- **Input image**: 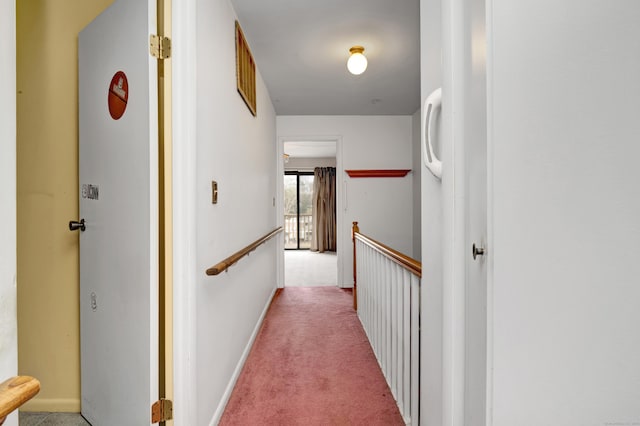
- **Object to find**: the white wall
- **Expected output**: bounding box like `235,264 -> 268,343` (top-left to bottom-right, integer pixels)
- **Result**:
192,0 -> 278,423
277,115 -> 414,285
488,0 -> 640,424
0,1 -> 17,425
285,157 -> 336,171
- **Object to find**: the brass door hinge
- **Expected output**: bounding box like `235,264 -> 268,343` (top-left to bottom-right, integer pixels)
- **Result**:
151,398 -> 173,423
150,35 -> 172,59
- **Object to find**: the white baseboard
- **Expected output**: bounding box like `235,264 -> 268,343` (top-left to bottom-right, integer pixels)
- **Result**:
20,398 -> 81,413
209,286 -> 277,426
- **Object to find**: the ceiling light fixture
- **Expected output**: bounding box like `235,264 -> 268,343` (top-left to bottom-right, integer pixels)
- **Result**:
347,46 -> 368,75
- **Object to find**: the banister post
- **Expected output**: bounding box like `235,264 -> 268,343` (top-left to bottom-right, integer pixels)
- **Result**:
352,221 -> 359,310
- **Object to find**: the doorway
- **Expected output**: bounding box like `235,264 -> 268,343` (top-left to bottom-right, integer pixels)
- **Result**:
281,140 -> 339,287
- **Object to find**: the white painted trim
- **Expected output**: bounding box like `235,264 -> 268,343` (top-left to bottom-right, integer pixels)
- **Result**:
484,0 -> 495,424
277,135 -> 344,287
276,139 -> 285,288
208,286 -> 278,425
442,0 -> 467,424
171,0 -> 198,424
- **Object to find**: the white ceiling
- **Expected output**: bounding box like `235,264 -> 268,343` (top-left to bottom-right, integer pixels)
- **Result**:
230,0 -> 421,116
284,141 -> 337,158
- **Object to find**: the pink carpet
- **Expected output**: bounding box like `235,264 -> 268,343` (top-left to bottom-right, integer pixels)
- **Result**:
219,287 -> 405,425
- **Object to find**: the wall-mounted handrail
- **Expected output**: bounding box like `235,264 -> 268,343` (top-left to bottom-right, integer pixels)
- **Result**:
352,222 -> 422,278
0,376 -> 40,422
206,227 -> 283,276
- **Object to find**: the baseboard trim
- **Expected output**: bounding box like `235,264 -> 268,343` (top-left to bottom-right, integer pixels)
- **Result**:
20,397 -> 81,413
209,286 -> 277,426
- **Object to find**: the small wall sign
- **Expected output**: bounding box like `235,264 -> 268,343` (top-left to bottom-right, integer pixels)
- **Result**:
82,184 -> 99,200
108,71 -> 129,120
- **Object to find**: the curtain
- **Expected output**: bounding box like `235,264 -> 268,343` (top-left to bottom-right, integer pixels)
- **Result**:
311,167 -> 336,252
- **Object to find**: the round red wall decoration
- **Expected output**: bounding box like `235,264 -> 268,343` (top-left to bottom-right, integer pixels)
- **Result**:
108,71 -> 128,120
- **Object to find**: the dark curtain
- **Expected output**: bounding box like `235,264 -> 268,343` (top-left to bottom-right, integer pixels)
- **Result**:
311,167 -> 336,252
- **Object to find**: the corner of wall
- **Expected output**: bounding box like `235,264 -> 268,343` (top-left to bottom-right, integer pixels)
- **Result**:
412,108 -> 422,259
1,2 -> 18,424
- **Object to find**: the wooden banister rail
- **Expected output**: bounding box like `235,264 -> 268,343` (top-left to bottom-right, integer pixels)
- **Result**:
352,221 -> 422,423
206,227 -> 283,276
352,221 -> 422,309
0,376 -> 40,423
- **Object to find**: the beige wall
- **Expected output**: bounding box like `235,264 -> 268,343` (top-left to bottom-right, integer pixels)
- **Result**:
17,0 -> 114,411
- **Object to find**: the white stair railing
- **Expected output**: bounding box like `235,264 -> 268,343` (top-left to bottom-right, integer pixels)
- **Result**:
352,222 -> 421,425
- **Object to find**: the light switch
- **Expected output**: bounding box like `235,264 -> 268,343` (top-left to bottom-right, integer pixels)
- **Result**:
212,181 -> 218,204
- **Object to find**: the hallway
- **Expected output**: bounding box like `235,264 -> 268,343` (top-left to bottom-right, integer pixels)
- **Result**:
4,0 -> 640,424
219,287 -> 404,425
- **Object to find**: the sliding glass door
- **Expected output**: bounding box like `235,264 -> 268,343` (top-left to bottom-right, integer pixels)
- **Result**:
284,171 -> 313,249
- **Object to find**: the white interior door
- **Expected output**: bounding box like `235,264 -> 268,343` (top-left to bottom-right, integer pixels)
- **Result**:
487,1 -> 640,424
78,0 -> 158,424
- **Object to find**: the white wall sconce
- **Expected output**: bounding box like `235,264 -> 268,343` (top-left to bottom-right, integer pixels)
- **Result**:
347,46 -> 368,75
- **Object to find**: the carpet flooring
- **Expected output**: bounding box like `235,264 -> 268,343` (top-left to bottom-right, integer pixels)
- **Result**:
219,287 -> 404,426
284,250 -> 337,287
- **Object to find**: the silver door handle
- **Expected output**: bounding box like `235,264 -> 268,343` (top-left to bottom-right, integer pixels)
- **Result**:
69,219 -> 86,232
472,243 -> 485,260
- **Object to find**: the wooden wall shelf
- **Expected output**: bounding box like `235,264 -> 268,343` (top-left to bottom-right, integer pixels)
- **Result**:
345,169 -> 411,178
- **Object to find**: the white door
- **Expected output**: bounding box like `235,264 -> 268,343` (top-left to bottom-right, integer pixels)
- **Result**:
78,0 -> 158,424
488,0 -> 640,424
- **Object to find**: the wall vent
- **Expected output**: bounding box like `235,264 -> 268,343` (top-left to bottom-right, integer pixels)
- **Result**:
235,21 -> 257,116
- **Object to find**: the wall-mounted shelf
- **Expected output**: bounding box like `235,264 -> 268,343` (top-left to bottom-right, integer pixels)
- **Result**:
345,169 -> 411,178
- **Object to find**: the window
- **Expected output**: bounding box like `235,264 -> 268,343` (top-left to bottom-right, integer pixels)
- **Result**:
284,171 -> 313,249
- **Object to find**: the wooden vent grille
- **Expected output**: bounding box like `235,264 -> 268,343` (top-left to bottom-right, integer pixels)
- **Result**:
235,21 -> 257,116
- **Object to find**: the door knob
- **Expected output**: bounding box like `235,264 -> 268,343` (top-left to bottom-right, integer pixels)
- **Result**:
69,219 -> 86,232
472,243 -> 485,260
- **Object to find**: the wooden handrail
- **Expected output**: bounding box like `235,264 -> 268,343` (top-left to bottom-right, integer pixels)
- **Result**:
0,376 -> 40,421
352,222 -> 422,278
206,227 -> 283,276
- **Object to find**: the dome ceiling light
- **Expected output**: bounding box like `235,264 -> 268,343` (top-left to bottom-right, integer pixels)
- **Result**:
347,46 -> 368,75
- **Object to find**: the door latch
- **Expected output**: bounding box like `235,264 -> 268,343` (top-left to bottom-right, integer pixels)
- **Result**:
472,243 -> 485,260
69,219 -> 86,232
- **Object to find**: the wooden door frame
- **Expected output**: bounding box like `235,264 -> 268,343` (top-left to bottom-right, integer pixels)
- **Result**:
157,0 -> 173,424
